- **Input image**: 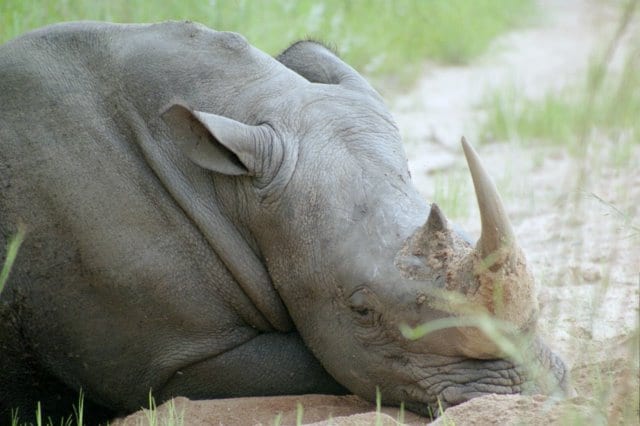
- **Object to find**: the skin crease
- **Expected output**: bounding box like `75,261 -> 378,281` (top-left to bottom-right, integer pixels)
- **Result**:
0,21 -> 568,424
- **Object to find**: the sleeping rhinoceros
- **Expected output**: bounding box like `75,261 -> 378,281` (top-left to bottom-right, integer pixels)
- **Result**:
0,21 -> 569,424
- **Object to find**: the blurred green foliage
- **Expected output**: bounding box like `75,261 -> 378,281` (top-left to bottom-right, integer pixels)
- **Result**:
482,0 -> 640,154
0,0 -> 534,83
482,55 -> 640,154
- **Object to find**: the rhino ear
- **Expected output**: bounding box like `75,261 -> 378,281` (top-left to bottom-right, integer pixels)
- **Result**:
276,40 -> 379,99
162,103 -> 272,176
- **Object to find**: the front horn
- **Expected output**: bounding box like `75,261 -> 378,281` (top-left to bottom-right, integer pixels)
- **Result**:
456,138 -> 538,358
462,137 -> 515,269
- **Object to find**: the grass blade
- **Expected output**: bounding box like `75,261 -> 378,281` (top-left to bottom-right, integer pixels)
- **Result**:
0,224 -> 26,294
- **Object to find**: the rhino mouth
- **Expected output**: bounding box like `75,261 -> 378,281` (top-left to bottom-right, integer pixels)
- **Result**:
407,357 -> 528,417
393,335 -> 570,418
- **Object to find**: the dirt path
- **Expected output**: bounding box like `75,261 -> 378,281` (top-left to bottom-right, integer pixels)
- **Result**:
396,0 -> 625,180
116,1 -> 638,424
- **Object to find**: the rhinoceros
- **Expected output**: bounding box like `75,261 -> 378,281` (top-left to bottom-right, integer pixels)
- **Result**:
0,21 -> 569,424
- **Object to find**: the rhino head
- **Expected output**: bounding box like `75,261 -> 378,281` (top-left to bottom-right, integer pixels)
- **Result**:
267,42 -> 569,414
163,39 -> 569,416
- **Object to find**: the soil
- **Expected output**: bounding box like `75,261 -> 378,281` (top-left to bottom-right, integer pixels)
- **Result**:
115,0 -> 639,424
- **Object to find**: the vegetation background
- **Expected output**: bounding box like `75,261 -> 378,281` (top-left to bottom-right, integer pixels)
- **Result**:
0,0 -> 534,85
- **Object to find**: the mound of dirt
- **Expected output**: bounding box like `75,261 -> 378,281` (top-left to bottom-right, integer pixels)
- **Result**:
430,394 -> 604,426
112,394 -> 424,426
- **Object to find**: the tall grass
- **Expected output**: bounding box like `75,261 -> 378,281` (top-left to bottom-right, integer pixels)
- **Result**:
481,1 -> 640,154
0,226 -> 25,295
142,393 -> 184,426
427,1 -> 640,424
481,55 -> 640,155
10,393 -> 185,426
0,0 -> 534,84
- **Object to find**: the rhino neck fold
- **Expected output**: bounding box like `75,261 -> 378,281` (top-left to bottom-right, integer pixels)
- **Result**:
140,116 -> 293,332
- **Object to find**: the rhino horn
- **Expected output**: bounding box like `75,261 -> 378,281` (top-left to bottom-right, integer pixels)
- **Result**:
455,137 -> 538,357
461,137 -> 515,267
412,203 -> 448,251
400,138 -> 537,358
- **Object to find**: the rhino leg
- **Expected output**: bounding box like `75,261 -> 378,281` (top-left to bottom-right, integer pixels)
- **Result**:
157,332 -> 347,401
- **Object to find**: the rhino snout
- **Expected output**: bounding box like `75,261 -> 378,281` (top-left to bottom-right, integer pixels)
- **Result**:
394,343 -> 570,418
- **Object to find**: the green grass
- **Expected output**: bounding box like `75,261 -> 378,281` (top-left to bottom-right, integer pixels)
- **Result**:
481,55 -> 640,155
142,393 -> 184,426
0,226 -> 25,295
432,169 -> 473,221
481,0 -> 640,155
10,393 -> 185,426
0,0 -> 534,85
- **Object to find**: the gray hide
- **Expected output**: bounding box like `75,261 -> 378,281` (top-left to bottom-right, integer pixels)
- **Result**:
0,22 -> 569,424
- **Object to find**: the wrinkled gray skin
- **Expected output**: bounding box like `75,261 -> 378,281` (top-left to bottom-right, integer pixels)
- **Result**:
0,22 -> 569,424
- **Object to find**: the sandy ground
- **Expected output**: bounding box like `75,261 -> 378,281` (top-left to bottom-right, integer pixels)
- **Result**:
116,1 -> 639,424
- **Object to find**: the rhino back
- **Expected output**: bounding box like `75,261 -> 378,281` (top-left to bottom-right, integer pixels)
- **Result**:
0,22 -> 286,413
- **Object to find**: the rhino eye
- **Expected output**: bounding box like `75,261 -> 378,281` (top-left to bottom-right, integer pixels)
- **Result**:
348,287 -> 375,322
353,307 -> 370,317
351,305 -> 375,323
